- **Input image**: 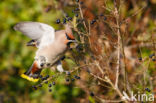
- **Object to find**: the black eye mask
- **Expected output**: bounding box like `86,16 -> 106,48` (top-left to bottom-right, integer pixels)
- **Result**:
65,33 -> 74,40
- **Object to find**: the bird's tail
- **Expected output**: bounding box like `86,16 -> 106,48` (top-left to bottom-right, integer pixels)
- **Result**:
21,62 -> 41,82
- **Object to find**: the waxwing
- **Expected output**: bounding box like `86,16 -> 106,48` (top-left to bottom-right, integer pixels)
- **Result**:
14,21 -> 75,82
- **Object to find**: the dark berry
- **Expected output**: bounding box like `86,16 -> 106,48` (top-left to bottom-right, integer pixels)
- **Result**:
75,13 -> 79,17
48,84 -> 52,87
152,58 -> 156,61
32,86 -> 37,90
34,87 -> 37,90
71,78 -> 75,81
56,19 -> 60,24
77,76 -> 80,79
90,21 -> 94,24
138,57 -> 142,61
74,75 -> 80,79
61,56 -> 65,60
90,19 -> 96,24
92,19 -> 96,22
75,8 -> 79,11
39,75 -> 43,78
74,75 -> 78,79
52,82 -> 55,85
65,14 -> 69,18
66,78 -> 70,82
38,84 -> 42,87
145,88 -> 151,92
63,18 -> 66,24
32,85 -> 35,88
76,0 -> 79,2
77,19 -> 80,23
46,75 -> 49,79
67,17 -> 72,21
149,53 -> 155,58
90,92 -> 94,96
41,77 -> 46,81
49,89 -> 52,92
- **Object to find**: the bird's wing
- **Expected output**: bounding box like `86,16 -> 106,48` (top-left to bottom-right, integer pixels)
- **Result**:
14,22 -> 55,48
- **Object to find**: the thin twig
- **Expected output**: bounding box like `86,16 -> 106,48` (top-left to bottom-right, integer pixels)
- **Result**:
78,2 -> 88,32
114,0 -> 121,89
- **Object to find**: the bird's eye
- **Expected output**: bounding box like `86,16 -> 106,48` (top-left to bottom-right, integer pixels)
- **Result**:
40,63 -> 44,67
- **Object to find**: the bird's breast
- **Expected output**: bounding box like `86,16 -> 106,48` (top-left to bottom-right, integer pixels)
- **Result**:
35,43 -> 67,66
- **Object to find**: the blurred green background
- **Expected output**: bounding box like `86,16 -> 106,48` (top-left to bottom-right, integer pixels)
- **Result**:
0,0 -> 82,103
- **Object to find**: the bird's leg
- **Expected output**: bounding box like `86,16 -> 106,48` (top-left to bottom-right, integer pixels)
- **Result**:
27,39 -> 37,47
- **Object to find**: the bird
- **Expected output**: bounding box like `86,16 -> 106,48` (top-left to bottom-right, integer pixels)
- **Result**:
14,21 -> 75,82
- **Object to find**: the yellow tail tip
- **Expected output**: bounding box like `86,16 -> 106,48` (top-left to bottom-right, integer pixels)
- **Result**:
21,74 -> 39,82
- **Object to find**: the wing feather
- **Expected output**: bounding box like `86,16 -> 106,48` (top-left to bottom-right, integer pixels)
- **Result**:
14,22 -> 55,48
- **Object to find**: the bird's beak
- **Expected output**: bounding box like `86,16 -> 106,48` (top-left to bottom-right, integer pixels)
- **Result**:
68,40 -> 77,43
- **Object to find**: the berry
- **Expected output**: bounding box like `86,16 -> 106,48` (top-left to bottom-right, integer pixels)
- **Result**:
92,19 -> 96,22
90,21 -> 94,24
138,57 -> 142,61
90,92 -> 94,96
75,13 -> 79,17
74,75 -> 80,79
71,78 -> 75,81
39,75 -> 43,78
48,84 -> 52,87
49,89 -> 52,92
56,19 -> 60,24
77,76 -> 80,79
52,82 -> 55,85
63,18 -> 66,24
149,53 -> 155,58
66,78 -> 70,82
41,77 -> 46,81
67,17 -> 72,21
76,0 -> 79,2
77,19 -> 80,23
145,88 -> 151,92
90,19 -> 96,24
74,75 -> 78,78
65,14 -> 69,17
152,58 -> 156,61
32,86 -> 37,90
75,8 -> 79,11
46,75 -> 49,79
38,84 -> 42,87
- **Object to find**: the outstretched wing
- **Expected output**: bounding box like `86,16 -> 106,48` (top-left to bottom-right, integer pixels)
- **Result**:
14,22 -> 55,48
